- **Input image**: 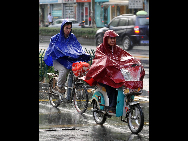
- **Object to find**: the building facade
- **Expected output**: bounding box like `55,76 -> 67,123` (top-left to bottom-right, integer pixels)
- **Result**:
144,0 -> 149,15
95,0 -> 148,27
63,0 -> 77,19
76,0 -> 91,26
39,0 -> 63,25
39,0 -> 92,26
39,0 -> 149,27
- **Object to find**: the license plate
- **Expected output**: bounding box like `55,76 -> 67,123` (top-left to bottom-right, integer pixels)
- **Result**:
124,89 -> 129,94
140,40 -> 149,44
124,88 -> 141,94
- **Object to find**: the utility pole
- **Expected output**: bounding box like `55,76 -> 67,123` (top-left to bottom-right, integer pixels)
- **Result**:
91,0 -> 92,26
91,0 -> 96,28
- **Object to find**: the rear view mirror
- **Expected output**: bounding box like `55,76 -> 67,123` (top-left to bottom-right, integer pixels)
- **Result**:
104,24 -> 108,28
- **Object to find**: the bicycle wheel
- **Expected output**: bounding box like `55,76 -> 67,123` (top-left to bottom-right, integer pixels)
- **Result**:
128,104 -> 144,134
48,77 -> 61,108
73,85 -> 89,114
92,100 -> 106,125
48,93 -> 61,108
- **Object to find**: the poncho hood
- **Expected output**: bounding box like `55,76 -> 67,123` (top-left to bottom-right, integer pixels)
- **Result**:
43,19 -> 90,69
102,30 -> 119,48
59,19 -> 72,39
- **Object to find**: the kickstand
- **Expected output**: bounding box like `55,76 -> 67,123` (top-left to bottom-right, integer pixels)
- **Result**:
121,116 -> 128,123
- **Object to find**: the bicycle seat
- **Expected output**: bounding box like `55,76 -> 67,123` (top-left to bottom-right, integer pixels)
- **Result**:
126,91 -> 142,96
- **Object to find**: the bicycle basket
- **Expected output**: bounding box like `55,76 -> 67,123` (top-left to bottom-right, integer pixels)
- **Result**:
121,65 -> 141,81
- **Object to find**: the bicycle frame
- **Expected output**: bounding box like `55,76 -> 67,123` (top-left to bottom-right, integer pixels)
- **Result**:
48,60 -> 91,110
91,85 -> 141,117
48,70 -> 74,101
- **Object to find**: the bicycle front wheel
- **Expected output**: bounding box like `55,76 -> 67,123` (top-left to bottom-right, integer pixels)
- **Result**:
73,85 -> 89,114
128,104 -> 144,134
48,77 -> 61,108
48,93 -> 61,108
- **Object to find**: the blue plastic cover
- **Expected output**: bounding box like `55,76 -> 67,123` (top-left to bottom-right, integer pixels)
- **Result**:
116,87 -> 125,117
43,19 -> 90,69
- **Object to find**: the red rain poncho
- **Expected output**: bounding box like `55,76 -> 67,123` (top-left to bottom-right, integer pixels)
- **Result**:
84,30 -> 145,89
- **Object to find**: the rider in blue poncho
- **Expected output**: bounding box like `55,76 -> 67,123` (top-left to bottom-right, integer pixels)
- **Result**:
44,19 -> 90,94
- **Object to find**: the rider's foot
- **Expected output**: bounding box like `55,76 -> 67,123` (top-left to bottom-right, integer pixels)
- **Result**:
52,86 -> 65,94
109,107 -> 116,114
61,98 -> 71,103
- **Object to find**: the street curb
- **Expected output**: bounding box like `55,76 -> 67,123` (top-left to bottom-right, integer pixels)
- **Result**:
134,96 -> 149,102
134,55 -> 149,59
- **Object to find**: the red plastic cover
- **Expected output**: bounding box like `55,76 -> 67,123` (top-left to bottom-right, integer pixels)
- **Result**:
84,30 -> 145,89
72,62 -> 90,77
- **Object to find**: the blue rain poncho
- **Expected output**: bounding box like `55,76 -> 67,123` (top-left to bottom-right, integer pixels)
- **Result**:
43,19 -> 90,69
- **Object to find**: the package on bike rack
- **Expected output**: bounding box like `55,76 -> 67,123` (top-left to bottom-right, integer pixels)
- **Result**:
72,61 -> 90,77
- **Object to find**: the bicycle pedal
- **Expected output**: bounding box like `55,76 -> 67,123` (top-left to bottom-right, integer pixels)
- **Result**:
91,108 -> 98,112
60,98 -> 69,102
107,112 -> 116,116
52,89 -> 62,95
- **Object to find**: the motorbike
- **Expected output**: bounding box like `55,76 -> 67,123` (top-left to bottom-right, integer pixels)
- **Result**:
91,84 -> 144,134
86,64 -> 144,134
79,21 -> 85,28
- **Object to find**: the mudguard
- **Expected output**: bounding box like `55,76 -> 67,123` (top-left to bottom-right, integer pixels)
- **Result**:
91,91 -> 105,110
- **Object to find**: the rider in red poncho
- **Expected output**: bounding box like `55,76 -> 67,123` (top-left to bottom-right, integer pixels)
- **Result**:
85,30 -> 145,113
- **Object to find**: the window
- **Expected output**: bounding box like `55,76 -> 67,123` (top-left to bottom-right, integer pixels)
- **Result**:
118,18 -> 128,26
55,20 -> 62,24
104,6 -> 108,25
128,18 -> 135,25
64,4 -> 74,19
117,6 -> 120,16
72,21 -> 78,24
138,17 -> 149,25
109,18 -> 119,28
52,4 -> 62,19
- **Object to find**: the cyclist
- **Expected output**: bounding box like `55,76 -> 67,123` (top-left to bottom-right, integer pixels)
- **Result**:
44,19 -> 90,100
85,30 -> 145,113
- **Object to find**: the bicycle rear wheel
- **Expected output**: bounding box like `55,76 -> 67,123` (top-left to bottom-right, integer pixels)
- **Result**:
73,85 -> 89,114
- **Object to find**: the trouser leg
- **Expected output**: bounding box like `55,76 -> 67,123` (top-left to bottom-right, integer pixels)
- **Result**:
110,88 -> 118,107
98,83 -> 117,108
66,71 -> 73,101
53,60 -> 70,88
105,85 -> 117,107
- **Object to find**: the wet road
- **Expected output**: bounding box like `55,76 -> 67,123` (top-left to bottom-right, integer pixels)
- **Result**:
39,38 -> 149,140
39,94 -> 149,140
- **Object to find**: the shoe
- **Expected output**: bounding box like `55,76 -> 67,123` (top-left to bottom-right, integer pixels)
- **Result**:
109,110 -> 116,114
108,107 -> 116,114
52,86 -> 66,94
